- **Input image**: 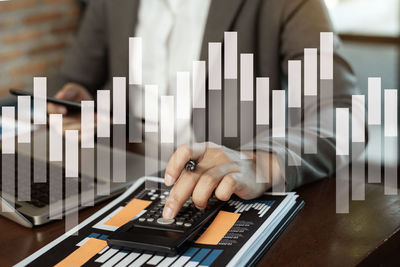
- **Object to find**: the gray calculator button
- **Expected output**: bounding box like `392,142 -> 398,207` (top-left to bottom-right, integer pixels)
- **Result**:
147,192 -> 153,196
157,218 -> 175,225
160,195 -> 165,199
176,221 -> 183,226
147,218 -> 154,222
184,223 -> 192,227
150,197 -> 156,200
151,189 -> 156,193
139,218 -> 145,222
164,191 -> 169,195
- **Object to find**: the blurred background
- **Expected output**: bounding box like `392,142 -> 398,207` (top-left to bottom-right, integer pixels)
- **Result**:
0,0 -> 398,99
0,0 -> 399,101
0,0 -> 83,103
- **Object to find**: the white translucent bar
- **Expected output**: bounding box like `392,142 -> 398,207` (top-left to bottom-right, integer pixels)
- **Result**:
193,61 -> 206,109
33,130 -> 46,183
384,137 -> 398,195
161,96 -> 174,144
17,144 -> 31,201
113,125 -> 126,183
256,127 -> 270,183
240,54 -> 254,101
288,109 -> 301,166
128,85 -> 143,143
2,107 -> 15,154
368,125 -> 382,183
256,78 -> 269,125
352,143 -> 365,200
288,60 -> 302,108
368,77 -> 381,125
208,42 -> 222,90
81,148 -> 94,206
113,77 -> 126,124
304,96 -> 317,154
17,96 -> 31,143
336,108 -> 349,156
65,130 -> 79,177
145,85 -> 158,132
65,182 -> 79,234
272,141 -> 286,193
240,101 -> 253,159
304,48 -> 318,96
97,90 -> 110,138
144,132 -> 159,183
81,101 -> 95,148
33,77 -> 47,125
2,107 -> 16,207
49,114 -> 63,162
336,156 -> 349,213
320,80 -> 333,138
129,37 -> 142,85
97,139 -> 110,196
352,95 -> 365,143
272,91 -> 286,138
2,154 -> 14,211
224,31 -> 237,79
49,162 -> 62,219
177,72 -> 191,119
384,89 -> 398,137
320,32 -> 333,80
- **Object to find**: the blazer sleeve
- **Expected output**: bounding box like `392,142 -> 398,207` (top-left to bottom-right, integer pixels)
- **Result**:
243,0 -> 364,191
48,0 -> 108,96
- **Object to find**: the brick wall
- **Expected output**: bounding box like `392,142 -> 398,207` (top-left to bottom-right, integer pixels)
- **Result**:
0,0 -> 81,100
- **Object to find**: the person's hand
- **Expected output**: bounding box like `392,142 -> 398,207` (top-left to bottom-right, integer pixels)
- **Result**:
47,82 -> 92,115
162,142 -> 282,219
48,83 -> 93,135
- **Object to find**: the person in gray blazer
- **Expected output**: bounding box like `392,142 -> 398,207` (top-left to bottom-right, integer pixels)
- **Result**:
48,0 -> 361,220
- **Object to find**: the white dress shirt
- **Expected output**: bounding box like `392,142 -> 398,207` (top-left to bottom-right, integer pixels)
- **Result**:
135,0 -> 211,143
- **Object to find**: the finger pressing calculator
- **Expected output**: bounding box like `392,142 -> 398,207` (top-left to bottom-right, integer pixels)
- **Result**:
107,189 -> 224,256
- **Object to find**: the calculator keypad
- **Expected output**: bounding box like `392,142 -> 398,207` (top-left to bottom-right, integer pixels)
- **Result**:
134,189 -> 222,231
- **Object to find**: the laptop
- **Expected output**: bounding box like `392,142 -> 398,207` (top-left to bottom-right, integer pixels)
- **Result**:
0,125 -> 159,227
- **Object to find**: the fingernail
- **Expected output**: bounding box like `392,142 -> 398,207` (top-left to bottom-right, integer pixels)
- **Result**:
195,205 -> 205,210
163,206 -> 174,219
165,174 -> 174,186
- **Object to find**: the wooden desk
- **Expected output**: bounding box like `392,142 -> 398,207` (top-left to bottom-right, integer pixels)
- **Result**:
1,177 -> 399,266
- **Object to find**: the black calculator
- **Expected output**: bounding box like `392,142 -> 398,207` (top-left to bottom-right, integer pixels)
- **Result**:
107,189 -> 224,256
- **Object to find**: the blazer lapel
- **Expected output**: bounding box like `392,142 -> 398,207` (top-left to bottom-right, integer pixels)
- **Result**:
200,0 -> 245,60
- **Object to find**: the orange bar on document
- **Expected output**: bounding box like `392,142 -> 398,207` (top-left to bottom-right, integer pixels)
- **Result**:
54,238 -> 107,267
105,198 -> 152,227
195,211 -> 240,245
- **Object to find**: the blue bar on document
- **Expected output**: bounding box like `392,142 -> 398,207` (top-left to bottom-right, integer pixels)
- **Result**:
191,248 -> 211,263
199,249 -> 223,267
183,247 -> 199,257
99,234 -> 109,240
88,233 -> 100,238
